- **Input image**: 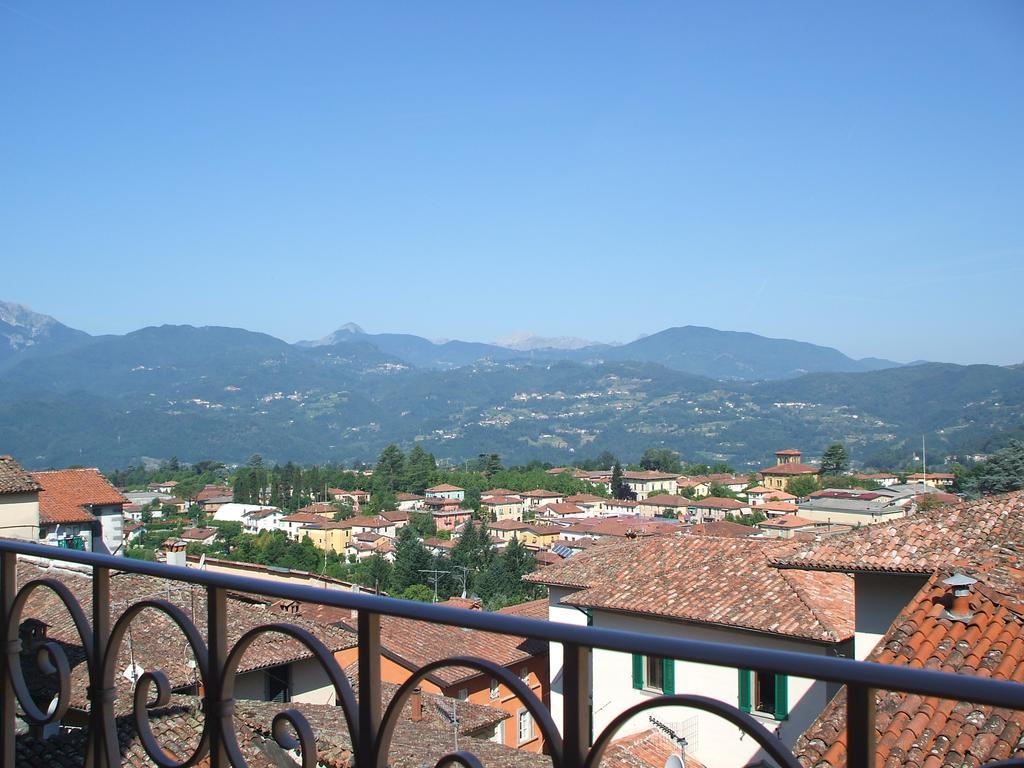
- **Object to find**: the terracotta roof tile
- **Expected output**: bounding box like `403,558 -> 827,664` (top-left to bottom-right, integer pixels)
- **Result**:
796,572 -> 1024,768
602,727 -> 706,768
31,468 -> 126,524
776,490 -> 1024,576
527,535 -> 853,641
16,560 -> 357,711
0,455 -> 40,494
325,598 -> 550,687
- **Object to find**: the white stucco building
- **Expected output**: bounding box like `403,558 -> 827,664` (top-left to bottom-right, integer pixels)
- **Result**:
527,533 -> 854,768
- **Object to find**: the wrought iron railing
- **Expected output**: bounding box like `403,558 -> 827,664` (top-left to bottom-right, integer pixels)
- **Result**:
2,538 -> 1024,767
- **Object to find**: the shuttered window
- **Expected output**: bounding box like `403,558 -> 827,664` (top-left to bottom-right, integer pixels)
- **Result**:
633,654 -> 674,694
738,669 -> 788,720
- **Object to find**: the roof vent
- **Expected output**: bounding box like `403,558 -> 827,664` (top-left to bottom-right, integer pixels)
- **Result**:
942,573 -> 977,622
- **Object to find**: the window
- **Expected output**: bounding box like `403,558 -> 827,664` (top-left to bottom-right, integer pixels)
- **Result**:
631,654 -> 675,694
489,678 -> 500,699
491,719 -> 505,744
265,664 -> 291,703
755,670 -> 776,714
738,669 -> 787,720
517,708 -> 534,743
457,688 -> 468,701
520,667 -> 530,684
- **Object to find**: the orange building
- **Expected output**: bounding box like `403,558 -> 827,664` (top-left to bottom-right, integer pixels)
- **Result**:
325,598 -> 551,753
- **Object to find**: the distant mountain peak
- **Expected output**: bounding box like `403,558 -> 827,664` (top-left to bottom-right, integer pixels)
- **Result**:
0,300 -> 60,332
0,300 -> 90,360
493,331 -> 597,351
296,322 -> 367,347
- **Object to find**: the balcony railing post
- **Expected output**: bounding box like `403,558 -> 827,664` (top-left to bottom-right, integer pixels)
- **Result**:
206,586 -> 230,768
88,566 -> 111,768
358,609 -> 381,768
562,642 -> 591,768
0,551 -> 16,767
846,683 -> 876,768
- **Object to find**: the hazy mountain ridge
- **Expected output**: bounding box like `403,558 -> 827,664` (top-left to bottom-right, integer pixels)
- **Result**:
2,301 -> 1018,470
295,320 -> 902,379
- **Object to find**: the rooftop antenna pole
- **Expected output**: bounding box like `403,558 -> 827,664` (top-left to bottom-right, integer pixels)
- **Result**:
922,435 -> 927,488
453,698 -> 459,752
418,568 -> 450,603
452,565 -> 470,598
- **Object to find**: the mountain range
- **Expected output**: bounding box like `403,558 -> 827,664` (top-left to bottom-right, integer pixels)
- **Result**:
1,300 -> 1021,470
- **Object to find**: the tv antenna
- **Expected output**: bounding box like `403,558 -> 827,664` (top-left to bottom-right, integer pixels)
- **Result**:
452,565 -> 471,598
418,568 -> 450,603
650,715 -> 689,768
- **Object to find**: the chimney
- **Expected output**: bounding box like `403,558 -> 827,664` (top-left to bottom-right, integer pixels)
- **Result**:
943,573 -> 977,621
164,540 -> 187,567
410,686 -> 423,722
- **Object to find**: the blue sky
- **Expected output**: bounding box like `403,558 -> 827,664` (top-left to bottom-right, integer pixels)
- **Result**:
2,2 -> 1021,364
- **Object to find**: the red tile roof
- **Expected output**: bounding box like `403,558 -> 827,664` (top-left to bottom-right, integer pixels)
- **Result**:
622,471 -> 678,481
759,501 -> 801,514
796,572 -> 1024,768
519,488 -> 562,498
179,527 -> 217,540
559,517 -> 681,539
776,448 -> 803,455
602,728 -> 706,768
687,496 -> 747,509
0,455 -> 40,494
683,521 -> 760,538
30,468 -> 126,525
351,599 -> 549,685
759,514 -> 816,529
527,535 -> 854,641
774,490 -> 1024,576
296,501 -> 337,515
425,483 -> 464,492
642,494 -> 692,507
536,502 -> 585,516
564,493 -> 607,504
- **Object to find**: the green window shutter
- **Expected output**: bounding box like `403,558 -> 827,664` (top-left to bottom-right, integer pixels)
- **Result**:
585,609 -> 593,627
773,673 -> 789,720
632,654 -> 643,690
738,669 -> 752,712
662,658 -> 675,695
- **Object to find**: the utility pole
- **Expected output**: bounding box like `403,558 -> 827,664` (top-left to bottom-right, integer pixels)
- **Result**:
418,568 -> 450,603
452,565 -> 470,598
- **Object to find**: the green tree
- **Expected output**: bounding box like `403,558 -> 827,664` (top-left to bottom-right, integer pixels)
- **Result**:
404,445 -> 437,495
820,443 -> 850,475
374,444 -> 406,493
610,462 -> 633,500
786,476 -> 820,498
397,584 -> 434,602
392,526 -> 433,593
639,448 -> 682,474
964,440 -> 1024,497
358,553 -> 394,594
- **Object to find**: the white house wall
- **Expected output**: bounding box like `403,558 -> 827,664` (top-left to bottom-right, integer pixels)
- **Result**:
549,596 -> 845,768
853,573 -> 928,660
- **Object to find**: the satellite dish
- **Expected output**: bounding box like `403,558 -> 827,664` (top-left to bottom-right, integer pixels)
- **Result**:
665,755 -> 685,768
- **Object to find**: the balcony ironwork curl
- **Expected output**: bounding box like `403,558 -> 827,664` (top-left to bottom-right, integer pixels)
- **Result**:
2,538 -> 1024,768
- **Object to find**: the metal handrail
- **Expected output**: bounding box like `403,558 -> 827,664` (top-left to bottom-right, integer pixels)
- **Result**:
2,537 -> 1023,768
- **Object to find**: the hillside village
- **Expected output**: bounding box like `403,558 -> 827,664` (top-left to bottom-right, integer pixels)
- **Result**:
1,440 -> 1022,767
